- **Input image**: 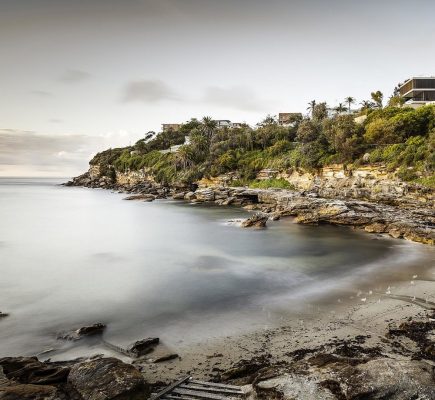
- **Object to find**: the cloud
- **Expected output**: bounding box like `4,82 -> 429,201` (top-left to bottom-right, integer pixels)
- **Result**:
0,129 -> 143,177
203,86 -> 267,111
30,90 -> 53,97
121,79 -> 179,103
59,69 -> 92,83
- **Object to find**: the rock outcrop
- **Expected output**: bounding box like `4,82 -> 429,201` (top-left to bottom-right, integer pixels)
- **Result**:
57,323 -> 106,341
241,214 -> 268,228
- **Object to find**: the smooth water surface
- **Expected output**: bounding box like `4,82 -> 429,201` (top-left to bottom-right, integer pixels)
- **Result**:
0,178 -> 433,358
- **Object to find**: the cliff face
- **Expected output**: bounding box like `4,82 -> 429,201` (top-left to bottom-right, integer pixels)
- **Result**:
197,165 -> 433,208
278,165 -> 433,207
75,163 -> 433,208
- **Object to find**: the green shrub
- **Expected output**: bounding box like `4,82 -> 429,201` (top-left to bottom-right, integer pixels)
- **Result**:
249,178 -> 295,190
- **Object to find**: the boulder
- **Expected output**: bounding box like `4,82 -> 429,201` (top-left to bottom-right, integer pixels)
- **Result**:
127,337 -> 159,357
195,188 -> 215,202
172,192 -> 186,200
335,359 -> 435,399
241,215 -> 268,228
0,312 -> 8,319
256,375 -> 335,400
184,192 -> 196,201
57,323 -> 106,341
0,357 -> 70,386
68,358 -> 148,400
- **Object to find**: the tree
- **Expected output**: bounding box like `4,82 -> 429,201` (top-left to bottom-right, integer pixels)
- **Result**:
345,96 -> 355,113
296,119 -> 319,143
323,115 -> 363,161
200,116 -> 217,139
307,100 -> 317,117
360,100 -> 375,111
371,91 -> 384,108
173,145 -> 194,170
312,102 -> 328,122
257,114 -> 277,127
335,103 -> 347,115
388,95 -> 405,107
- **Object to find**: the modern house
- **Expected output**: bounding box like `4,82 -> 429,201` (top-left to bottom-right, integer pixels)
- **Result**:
213,120 -> 232,129
278,113 -> 303,126
398,77 -> 435,107
162,123 -> 181,132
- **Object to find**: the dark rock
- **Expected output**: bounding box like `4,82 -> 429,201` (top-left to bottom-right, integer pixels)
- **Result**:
0,357 -> 69,385
220,355 -> 271,384
0,312 -> 8,319
57,323 -> 106,341
127,338 -> 159,357
68,357 -> 148,400
153,354 -> 179,363
241,214 -> 268,228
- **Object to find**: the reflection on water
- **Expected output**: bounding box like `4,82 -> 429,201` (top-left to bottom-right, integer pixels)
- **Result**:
0,178 -> 433,358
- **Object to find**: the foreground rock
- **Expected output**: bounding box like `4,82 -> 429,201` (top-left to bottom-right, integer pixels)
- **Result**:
0,357 -> 149,400
57,323 -> 106,341
241,214 -> 268,228
0,312 -> 8,319
68,358 -> 148,400
0,357 -> 69,385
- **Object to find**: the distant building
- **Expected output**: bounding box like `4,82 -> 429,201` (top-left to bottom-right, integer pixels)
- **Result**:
212,120 -> 232,129
278,113 -> 303,126
231,122 -> 245,128
162,123 -> 181,132
399,77 -> 435,107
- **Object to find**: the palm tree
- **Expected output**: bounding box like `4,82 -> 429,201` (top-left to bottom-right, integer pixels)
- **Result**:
201,116 -> 217,139
307,100 -> 316,117
173,145 -> 193,170
335,103 -> 346,114
359,100 -> 374,110
345,96 -> 355,113
370,91 -> 384,108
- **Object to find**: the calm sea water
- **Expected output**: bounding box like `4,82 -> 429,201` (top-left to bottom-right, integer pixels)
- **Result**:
0,178 -> 433,359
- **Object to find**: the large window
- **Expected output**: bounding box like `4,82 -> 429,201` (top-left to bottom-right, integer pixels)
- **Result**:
414,79 -> 435,89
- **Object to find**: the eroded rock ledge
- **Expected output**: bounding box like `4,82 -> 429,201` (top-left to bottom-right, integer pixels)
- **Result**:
65,171 -> 434,244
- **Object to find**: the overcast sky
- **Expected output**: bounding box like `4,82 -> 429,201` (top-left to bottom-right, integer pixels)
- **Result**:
1,0 -> 435,177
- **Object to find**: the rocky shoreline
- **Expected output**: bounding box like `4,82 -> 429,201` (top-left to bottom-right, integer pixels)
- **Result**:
1,176 -> 434,399
65,172 -> 434,245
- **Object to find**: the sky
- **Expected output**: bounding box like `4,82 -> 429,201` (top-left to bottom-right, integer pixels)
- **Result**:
1,0 -> 435,177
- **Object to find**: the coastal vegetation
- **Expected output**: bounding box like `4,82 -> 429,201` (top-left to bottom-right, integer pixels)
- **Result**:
91,102 -> 435,188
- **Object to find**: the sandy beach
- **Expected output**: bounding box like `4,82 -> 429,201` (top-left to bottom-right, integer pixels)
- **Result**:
138,262 -> 435,390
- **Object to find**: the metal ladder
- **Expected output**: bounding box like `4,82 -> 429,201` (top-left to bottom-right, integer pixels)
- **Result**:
151,376 -> 245,400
